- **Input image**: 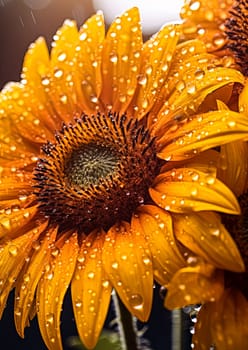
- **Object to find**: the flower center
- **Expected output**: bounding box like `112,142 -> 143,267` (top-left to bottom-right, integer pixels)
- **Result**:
34,112 -> 161,234
225,0 -> 248,76
64,142 -> 120,188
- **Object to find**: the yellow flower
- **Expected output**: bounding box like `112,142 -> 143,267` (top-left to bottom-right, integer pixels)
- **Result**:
0,7 -> 248,350
164,81 -> 248,350
181,0 -> 248,75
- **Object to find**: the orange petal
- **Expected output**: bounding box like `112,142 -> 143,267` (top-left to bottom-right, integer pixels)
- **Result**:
173,211 -> 245,272
102,221 -> 153,321
132,205 -> 185,285
37,232 -> 79,350
74,13 -> 105,113
71,229 -> 112,349
150,167 -> 240,214
218,141 -> 248,196
157,110 -> 248,161
165,264 -> 224,309
0,205 -> 38,242
193,288 -> 248,350
14,221 -> 53,337
100,7 -> 142,113
129,24 -> 180,120
0,222 -> 43,318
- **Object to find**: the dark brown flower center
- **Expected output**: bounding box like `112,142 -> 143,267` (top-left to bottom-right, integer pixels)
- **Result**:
33,112 -> 161,234
222,191 -> 248,298
225,0 -> 248,76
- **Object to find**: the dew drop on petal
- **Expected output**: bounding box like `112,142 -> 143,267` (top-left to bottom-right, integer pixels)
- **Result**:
41,77 -> 50,86
189,0 -> 200,11
58,52 -> 67,62
8,245 -> 18,256
46,313 -> 54,324
129,293 -> 144,310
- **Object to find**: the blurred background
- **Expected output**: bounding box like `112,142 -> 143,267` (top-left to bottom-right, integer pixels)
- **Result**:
0,1 -> 191,349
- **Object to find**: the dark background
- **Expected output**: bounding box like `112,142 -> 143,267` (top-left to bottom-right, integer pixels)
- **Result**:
0,1 -> 191,349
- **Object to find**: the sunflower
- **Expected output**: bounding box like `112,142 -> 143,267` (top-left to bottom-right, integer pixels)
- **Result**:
164,81 -> 248,349
0,7 -> 248,350
180,0 -> 248,76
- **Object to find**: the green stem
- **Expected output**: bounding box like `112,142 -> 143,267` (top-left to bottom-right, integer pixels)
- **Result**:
112,291 -> 139,350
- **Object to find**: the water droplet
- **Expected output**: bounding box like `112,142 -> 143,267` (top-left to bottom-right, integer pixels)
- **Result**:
41,77 -> 50,86
210,228 -> 220,237
194,69 -> 205,79
54,68 -> 63,78
102,280 -> 110,288
137,74 -> 147,86
79,32 -> 87,41
189,0 -> 200,11
87,272 -> 95,279
227,120 -> 236,128
9,245 -> 18,256
206,175 -> 215,185
60,94 -> 68,104
191,187 -> 198,196
58,52 -> 67,62
75,299 -> 82,308
129,293 -> 144,310
19,194 -> 28,202
112,262 -> 119,269
110,53 -> 118,63
46,313 -> 54,324
212,34 -> 225,47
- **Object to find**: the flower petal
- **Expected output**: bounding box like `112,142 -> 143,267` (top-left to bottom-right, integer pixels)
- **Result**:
132,205 -> 185,285
173,211 -> 245,272
14,221 -> 53,337
157,110 -> 248,161
0,222 -> 42,318
102,221 -> 153,321
129,24 -> 180,120
37,232 -> 78,350
218,141 -> 248,196
74,13 -> 105,112
150,167 -> 240,214
165,264 -> 224,309
193,288 -> 248,350
71,229 -> 112,349
100,7 -> 142,113
0,205 -> 38,242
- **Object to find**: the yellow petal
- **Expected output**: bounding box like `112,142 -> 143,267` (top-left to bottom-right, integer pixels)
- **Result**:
37,232 -> 78,350
102,221 -> 153,321
173,211 -> 245,272
132,205 -> 185,285
239,80 -> 248,115
218,141 -> 248,196
71,229 -> 112,349
165,264 -> 224,309
0,205 -> 38,242
74,13 -> 105,113
193,288 -> 248,350
150,167 -> 240,214
129,24 -> 180,120
100,7 -> 142,113
0,222 -> 43,318
14,221 -> 53,337
157,110 -> 248,161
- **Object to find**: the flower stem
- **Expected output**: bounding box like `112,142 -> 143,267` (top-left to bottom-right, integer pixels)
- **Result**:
112,291 -> 139,350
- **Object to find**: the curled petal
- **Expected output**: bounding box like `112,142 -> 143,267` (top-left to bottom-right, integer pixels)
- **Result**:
132,205 -> 185,285
193,288 -> 248,350
165,264 -> 224,309
102,221 -> 153,321
150,167 -> 240,214
0,222 -> 43,318
71,230 -> 112,349
218,141 -> 248,196
14,222 -> 54,337
157,110 -> 248,161
37,232 -> 78,350
173,211 -> 245,272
